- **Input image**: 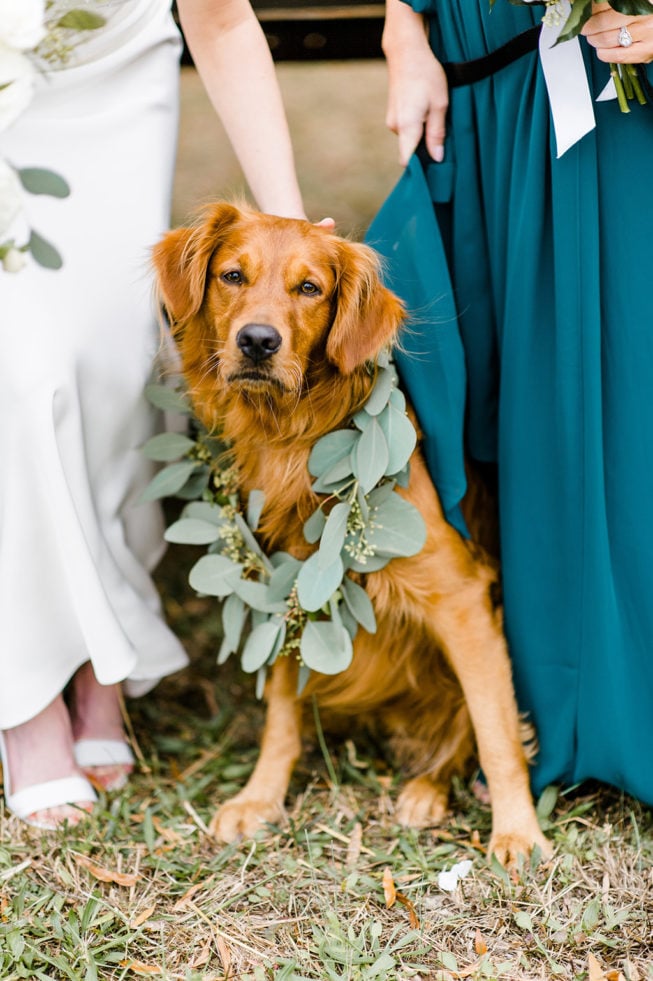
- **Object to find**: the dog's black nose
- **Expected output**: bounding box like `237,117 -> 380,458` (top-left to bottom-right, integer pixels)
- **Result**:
236,323 -> 282,364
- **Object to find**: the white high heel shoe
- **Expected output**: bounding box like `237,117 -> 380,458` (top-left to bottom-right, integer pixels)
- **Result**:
74,739 -> 135,791
0,731 -> 97,829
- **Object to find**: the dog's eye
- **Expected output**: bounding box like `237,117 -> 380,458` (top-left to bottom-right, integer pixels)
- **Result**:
299,281 -> 321,296
221,270 -> 243,285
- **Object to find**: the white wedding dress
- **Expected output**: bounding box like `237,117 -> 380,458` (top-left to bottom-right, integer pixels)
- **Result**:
0,0 -> 188,729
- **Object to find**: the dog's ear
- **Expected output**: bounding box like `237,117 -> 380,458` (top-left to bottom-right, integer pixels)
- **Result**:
152,202 -> 242,327
326,240 -> 405,375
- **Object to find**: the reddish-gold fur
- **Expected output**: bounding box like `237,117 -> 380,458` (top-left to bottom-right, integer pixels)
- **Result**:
153,202 -> 550,865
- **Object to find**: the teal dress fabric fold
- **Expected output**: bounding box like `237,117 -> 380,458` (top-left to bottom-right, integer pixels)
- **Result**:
371,0 -> 653,804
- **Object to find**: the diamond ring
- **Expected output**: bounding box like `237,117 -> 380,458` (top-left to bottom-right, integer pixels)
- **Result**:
618,25 -> 633,47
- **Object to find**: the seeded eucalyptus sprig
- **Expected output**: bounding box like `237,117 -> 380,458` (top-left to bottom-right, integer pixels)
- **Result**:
142,358 -> 426,695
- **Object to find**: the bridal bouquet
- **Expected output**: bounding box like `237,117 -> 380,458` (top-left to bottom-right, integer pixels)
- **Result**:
494,0 -> 653,111
0,0 -> 105,272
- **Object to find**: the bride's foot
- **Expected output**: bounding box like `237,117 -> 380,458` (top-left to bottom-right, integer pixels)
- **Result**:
1,696 -> 96,829
69,662 -> 134,791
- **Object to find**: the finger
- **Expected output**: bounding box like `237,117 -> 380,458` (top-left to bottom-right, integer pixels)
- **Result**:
397,120 -> 427,166
314,217 -> 336,230
424,105 -> 447,163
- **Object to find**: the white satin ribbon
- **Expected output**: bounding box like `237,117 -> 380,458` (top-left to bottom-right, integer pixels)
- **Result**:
531,0 -> 616,157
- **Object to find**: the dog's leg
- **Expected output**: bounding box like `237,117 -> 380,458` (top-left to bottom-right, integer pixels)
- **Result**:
430,573 -> 551,866
209,656 -> 302,842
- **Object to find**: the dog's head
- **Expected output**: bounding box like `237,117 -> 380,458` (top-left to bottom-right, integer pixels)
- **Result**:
152,203 -> 404,423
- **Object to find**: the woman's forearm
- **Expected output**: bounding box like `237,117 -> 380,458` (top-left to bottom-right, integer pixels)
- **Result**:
177,0 -> 305,218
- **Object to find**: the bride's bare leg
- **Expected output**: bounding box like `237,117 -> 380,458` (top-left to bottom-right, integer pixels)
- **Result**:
69,662 -> 133,790
2,695 -> 95,827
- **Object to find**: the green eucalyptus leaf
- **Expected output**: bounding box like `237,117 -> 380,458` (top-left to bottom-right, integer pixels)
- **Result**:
175,465 -> 210,500
338,600 -> 359,640
296,551 -> 344,612
389,386 -> 406,412
311,461 -> 354,494
233,513 -> 273,572
608,0 -> 651,15
308,429 -> 358,477
144,384 -> 191,414
353,417 -> 389,493
222,593 -> 248,653
164,517 -> 222,545
139,460 -> 199,501
141,431 -> 195,462
352,408 -> 371,431
189,554 -> 243,597
182,501 -> 225,525
56,10 -> 106,29
555,0 -> 592,41
318,501 -> 351,569
247,489 -> 265,531
367,496 -> 426,558
345,552 -> 390,574
395,465 -> 410,489
233,579 -> 287,613
190,555 -> 243,595
255,666 -> 267,699
340,577 -> 376,634
18,167 -> 70,198
362,366 -> 394,416
300,619 -> 353,675
28,229 -> 62,269
241,620 -> 282,673
304,507 -> 327,544
367,482 -> 396,508
377,403 -> 417,475
217,636 -> 233,665
267,556 -> 302,603
297,663 -> 311,695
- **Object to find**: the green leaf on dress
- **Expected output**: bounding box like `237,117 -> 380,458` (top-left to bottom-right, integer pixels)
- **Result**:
18,168 -> 70,198
28,230 -> 62,270
56,10 -> 106,29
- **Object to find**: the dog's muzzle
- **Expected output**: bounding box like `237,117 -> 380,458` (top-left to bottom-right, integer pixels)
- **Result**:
236,323 -> 282,365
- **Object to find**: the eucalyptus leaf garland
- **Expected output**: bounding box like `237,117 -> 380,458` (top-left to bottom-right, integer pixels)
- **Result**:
142,355 -> 426,692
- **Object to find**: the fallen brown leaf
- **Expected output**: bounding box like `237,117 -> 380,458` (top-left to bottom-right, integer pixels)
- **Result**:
474,929 -> 488,955
74,854 -> 140,887
130,905 -> 156,929
119,960 -> 163,976
382,867 -> 396,907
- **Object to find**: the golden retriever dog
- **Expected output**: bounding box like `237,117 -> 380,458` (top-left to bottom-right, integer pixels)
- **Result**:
152,202 -> 550,866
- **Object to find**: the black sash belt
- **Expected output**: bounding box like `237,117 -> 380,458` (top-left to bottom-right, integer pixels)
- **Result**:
443,25 -> 541,88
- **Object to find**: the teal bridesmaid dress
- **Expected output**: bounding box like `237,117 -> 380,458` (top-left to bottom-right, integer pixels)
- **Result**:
369,0 -> 653,804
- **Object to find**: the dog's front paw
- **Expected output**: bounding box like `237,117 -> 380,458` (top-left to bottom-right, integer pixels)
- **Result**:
395,776 -> 449,828
488,826 -> 552,869
209,794 -> 284,842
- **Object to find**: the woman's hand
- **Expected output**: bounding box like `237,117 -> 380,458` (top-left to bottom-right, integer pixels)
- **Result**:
582,2 -> 653,64
382,0 -> 449,164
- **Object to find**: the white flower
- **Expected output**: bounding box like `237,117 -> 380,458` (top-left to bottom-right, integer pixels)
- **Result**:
2,245 -> 27,272
0,0 -> 46,51
0,43 -> 36,131
0,157 -> 24,239
437,859 -> 473,892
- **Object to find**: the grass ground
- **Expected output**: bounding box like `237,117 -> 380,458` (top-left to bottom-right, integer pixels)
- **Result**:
1,64 -> 652,981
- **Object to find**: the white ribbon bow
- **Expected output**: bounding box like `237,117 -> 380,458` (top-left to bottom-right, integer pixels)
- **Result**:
528,0 -> 616,157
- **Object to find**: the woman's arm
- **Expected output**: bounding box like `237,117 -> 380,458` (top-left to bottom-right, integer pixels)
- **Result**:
176,0 -> 305,218
382,0 -> 449,164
